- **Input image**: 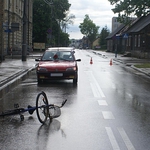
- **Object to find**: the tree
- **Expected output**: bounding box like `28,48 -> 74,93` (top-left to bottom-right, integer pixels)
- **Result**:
33,0 -> 72,46
52,0 -> 71,20
99,26 -> 110,49
79,14 -> 99,48
60,11 -> 75,33
33,0 -> 52,43
108,0 -> 150,23
59,32 -> 70,46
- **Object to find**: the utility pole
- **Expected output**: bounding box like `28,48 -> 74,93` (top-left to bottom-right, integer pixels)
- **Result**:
8,0 -> 10,56
22,0 -> 28,61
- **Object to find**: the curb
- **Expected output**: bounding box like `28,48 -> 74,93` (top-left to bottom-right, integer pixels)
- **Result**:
114,59 -> 150,77
131,65 -> 150,77
0,67 -> 35,99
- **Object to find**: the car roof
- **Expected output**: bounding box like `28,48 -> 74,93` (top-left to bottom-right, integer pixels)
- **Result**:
47,47 -> 74,51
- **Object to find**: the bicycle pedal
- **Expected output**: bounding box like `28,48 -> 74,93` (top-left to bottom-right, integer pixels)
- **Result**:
20,114 -> 24,121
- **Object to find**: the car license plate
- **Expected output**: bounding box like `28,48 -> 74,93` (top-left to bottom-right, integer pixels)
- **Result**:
51,73 -> 63,77
69,75 -> 74,78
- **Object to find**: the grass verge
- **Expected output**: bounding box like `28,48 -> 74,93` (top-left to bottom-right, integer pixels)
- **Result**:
134,63 -> 150,68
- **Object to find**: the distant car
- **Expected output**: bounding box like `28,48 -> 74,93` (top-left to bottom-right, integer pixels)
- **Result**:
35,47 -> 81,84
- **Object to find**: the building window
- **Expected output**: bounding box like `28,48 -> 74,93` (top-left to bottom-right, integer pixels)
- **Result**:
128,36 -> 131,46
135,35 -> 137,47
138,35 -> 140,47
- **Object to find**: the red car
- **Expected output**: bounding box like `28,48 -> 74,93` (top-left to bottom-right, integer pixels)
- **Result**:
35,47 -> 81,84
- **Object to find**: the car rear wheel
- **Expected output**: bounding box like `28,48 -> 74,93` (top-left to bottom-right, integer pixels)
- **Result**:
73,78 -> 78,84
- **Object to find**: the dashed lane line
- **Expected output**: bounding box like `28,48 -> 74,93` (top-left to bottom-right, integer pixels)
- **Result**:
105,127 -> 120,150
89,71 -> 105,98
97,100 -> 108,106
118,127 -> 136,150
102,111 -> 115,119
88,71 -> 135,150
106,127 -> 136,150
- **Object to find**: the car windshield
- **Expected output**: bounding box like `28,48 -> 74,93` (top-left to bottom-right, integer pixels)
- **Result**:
41,51 -> 74,61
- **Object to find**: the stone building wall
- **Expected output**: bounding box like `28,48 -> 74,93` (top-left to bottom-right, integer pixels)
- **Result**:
0,0 -> 33,57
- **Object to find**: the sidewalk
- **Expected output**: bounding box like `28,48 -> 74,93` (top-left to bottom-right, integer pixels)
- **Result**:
0,55 -> 37,99
94,51 -> 150,77
114,54 -> 150,76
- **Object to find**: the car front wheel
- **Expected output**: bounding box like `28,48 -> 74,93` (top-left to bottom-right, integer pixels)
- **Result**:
37,78 -> 42,84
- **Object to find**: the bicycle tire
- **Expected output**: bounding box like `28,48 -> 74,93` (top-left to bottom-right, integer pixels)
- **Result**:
36,91 -> 49,124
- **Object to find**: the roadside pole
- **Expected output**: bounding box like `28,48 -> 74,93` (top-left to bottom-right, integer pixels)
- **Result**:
0,0 -> 4,62
22,0 -> 28,61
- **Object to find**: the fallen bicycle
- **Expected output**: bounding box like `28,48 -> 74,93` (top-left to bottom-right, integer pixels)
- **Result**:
0,91 -> 67,124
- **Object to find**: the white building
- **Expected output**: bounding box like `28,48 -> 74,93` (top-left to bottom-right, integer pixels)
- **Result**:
112,17 -> 122,32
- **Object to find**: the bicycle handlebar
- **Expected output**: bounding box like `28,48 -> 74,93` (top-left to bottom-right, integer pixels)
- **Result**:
60,99 -> 67,108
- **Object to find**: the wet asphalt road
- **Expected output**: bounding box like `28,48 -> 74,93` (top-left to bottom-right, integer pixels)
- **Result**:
0,50 -> 150,150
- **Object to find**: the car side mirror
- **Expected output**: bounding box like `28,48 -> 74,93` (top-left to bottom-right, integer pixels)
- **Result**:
35,58 -> 40,61
76,59 -> 81,62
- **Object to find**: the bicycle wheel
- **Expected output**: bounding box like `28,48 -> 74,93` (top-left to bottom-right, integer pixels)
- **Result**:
36,91 -> 49,124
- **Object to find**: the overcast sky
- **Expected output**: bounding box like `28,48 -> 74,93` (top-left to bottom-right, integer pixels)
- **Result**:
67,0 -> 117,39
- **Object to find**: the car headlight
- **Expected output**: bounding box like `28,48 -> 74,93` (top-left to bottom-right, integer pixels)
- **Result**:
37,67 -> 48,72
66,67 -> 77,71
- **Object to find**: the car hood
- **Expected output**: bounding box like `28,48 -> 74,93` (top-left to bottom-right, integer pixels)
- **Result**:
38,61 -> 76,69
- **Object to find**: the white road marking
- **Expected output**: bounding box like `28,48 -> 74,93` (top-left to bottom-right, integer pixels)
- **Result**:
102,111 -> 115,119
105,127 -> 120,150
126,93 -> 133,99
89,72 -> 105,98
118,127 -> 135,150
97,100 -> 108,106
90,83 -> 101,98
87,71 -> 135,150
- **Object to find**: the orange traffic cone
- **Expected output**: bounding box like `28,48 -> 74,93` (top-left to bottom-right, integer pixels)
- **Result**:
110,59 -> 112,66
90,57 -> 93,64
